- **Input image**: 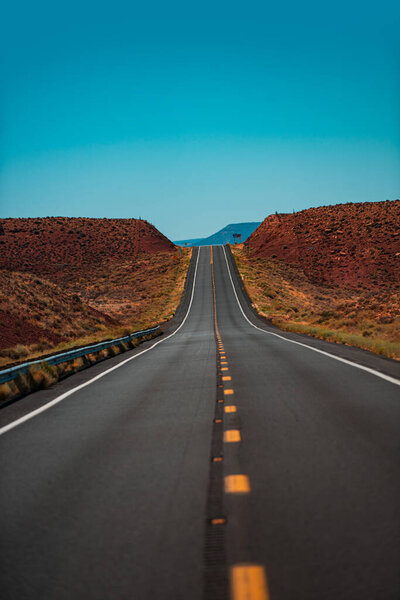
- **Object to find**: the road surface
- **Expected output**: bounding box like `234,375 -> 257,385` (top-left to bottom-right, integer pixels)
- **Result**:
1,246 -> 399,599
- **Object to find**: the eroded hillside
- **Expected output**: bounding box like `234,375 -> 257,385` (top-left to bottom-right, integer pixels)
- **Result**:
233,200 -> 400,360
247,200 -> 400,287
0,218 -> 190,366
0,217 -> 175,282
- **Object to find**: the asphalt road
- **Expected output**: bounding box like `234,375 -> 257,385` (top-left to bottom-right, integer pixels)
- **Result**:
1,246 -> 399,600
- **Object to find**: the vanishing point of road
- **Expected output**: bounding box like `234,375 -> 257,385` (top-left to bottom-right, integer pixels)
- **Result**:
1,246 -> 399,599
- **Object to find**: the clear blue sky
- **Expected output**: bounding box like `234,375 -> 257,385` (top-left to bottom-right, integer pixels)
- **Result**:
1,1 -> 399,240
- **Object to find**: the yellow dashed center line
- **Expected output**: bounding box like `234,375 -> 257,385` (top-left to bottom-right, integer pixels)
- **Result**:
212,456 -> 223,463
224,474 -> 251,494
211,246 -> 268,595
211,518 -> 226,525
230,564 -> 269,600
224,430 -> 241,442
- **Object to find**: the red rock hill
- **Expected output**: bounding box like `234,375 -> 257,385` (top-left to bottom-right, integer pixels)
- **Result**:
247,200 -> 400,287
0,217 -> 175,283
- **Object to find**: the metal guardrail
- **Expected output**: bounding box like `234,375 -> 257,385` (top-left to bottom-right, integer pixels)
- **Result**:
0,326 -> 160,384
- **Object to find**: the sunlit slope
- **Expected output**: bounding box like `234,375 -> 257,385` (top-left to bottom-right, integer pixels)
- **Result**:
0,217 -> 190,365
247,200 -> 399,287
233,200 -> 400,359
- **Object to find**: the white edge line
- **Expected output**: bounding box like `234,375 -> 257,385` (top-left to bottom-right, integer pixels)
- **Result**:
0,248 -> 202,436
222,246 -> 400,387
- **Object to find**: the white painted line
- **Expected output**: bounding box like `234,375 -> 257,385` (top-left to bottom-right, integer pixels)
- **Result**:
222,246 -> 400,387
0,248 -> 202,436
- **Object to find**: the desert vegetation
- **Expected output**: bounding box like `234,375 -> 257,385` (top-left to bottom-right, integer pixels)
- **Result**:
248,200 -> 400,287
0,217 -> 191,368
232,200 -> 400,360
0,331 -> 161,405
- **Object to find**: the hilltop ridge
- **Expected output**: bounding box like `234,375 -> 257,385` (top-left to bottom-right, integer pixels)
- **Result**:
247,200 -> 400,287
0,217 -> 189,363
0,217 -> 175,283
233,200 -> 400,360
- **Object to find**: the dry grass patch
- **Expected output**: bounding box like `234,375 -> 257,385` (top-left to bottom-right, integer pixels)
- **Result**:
0,328 -> 162,404
0,248 -> 191,368
232,246 -> 400,360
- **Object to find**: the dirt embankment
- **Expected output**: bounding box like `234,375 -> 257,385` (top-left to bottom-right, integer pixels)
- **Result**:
0,217 -> 190,365
0,217 -> 175,283
0,270 -> 116,350
247,200 -> 400,287
234,200 -> 400,360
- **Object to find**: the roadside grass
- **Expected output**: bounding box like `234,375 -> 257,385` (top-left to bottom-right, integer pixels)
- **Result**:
275,322 -> 400,359
0,331 -> 162,405
232,246 -> 400,361
0,248 -> 192,369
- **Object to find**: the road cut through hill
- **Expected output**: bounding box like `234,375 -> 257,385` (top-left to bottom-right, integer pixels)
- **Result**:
0,245 -> 399,600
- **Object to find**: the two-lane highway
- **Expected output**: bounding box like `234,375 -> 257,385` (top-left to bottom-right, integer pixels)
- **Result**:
1,246 -> 399,600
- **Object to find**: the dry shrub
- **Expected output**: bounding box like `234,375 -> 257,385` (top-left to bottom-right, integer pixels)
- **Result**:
8,344 -> 30,360
107,345 -> 120,357
14,373 -> 32,395
0,382 -> 14,403
84,353 -> 97,365
72,357 -> 84,369
30,368 -> 55,389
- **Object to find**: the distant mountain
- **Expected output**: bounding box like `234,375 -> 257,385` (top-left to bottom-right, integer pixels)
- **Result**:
173,237 -> 203,246
174,222 -> 261,246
